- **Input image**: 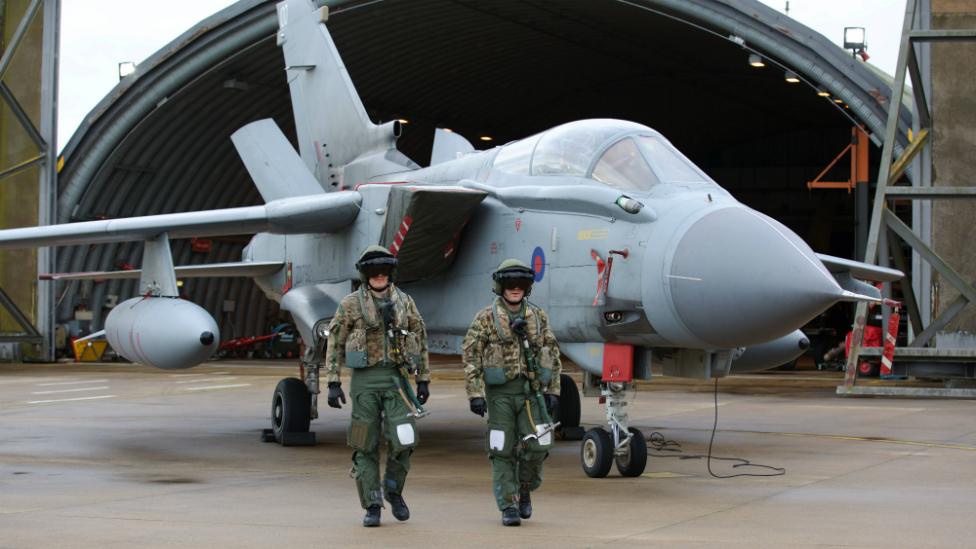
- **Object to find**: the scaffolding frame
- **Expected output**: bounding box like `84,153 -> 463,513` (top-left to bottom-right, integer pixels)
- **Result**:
0,0 -> 58,354
841,0 -> 976,395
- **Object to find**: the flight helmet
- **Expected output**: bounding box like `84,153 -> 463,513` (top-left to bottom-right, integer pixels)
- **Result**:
492,258 -> 535,301
356,245 -> 397,290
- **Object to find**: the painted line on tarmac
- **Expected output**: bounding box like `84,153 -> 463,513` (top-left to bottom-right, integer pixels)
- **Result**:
31,386 -> 110,395
185,383 -> 252,391
724,428 -> 976,452
169,373 -> 204,377
174,377 -> 238,384
36,379 -> 109,387
27,395 -> 116,405
0,377 -> 55,385
792,404 -> 927,412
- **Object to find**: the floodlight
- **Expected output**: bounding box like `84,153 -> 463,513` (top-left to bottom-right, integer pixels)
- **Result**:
118,62 -> 136,79
844,27 -> 866,51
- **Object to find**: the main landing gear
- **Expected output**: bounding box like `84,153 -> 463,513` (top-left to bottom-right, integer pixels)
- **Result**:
261,349 -> 317,446
556,374 -> 584,441
580,381 -> 647,477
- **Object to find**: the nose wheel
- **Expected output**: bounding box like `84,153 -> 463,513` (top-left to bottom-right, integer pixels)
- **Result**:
579,382 -> 647,477
581,428 -> 613,477
615,427 -> 647,477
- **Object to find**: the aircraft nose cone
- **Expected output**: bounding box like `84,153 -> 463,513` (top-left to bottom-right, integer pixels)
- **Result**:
668,207 -> 841,348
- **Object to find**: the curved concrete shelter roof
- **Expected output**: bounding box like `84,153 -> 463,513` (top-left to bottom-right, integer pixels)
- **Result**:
56,0 -> 912,335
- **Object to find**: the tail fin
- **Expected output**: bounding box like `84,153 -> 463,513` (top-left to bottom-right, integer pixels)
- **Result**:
430,128 -> 475,166
277,0 -> 399,186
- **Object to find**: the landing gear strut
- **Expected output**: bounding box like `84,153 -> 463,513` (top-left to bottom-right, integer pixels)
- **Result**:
580,382 -> 647,477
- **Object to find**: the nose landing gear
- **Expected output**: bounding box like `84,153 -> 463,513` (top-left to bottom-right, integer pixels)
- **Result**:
580,382 -> 647,477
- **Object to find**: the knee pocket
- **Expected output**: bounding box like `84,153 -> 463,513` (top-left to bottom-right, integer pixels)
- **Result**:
348,418 -> 378,451
522,423 -> 554,453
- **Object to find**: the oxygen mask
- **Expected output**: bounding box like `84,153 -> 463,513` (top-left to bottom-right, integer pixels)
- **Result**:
510,317 -> 529,338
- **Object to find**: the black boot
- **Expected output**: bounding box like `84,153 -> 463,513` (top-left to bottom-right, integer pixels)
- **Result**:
518,485 -> 532,519
502,507 -> 521,526
385,492 -> 410,521
363,505 -> 381,527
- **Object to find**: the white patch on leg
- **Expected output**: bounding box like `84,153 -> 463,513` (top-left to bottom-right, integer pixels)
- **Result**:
396,423 -> 415,446
489,429 -> 506,451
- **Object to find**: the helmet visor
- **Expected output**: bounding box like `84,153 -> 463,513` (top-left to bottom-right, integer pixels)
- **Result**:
358,254 -> 397,272
495,270 -> 534,291
362,263 -> 395,279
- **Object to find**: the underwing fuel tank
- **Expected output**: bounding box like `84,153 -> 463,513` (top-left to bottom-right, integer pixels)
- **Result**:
105,297 -> 219,369
730,330 -> 810,373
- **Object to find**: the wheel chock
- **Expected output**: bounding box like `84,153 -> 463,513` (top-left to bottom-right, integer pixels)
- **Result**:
557,425 -> 585,441
260,429 -> 316,446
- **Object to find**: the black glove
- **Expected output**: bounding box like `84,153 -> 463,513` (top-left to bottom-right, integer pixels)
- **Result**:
327,382 -> 346,409
416,381 -> 430,405
469,397 -> 487,417
545,393 -> 559,416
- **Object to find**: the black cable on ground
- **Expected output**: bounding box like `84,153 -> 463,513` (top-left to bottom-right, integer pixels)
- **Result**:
645,377 -> 785,478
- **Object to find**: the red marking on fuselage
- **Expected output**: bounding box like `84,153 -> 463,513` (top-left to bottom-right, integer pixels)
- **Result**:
390,215 -> 413,255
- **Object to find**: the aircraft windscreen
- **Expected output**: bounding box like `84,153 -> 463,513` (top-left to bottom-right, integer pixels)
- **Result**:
493,134 -> 541,175
530,120 -> 647,177
591,138 -> 659,191
637,135 -> 710,183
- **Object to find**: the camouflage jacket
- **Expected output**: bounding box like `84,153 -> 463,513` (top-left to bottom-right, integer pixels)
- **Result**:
462,298 -> 562,399
324,284 -> 430,384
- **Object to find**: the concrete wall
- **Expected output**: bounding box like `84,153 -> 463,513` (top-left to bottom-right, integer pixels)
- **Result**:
931,0 -> 976,333
0,0 -> 43,334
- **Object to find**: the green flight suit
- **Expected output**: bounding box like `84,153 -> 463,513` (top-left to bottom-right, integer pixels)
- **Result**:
462,298 -> 562,511
325,284 -> 430,509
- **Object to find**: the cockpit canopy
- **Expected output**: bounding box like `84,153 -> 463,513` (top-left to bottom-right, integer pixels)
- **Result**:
492,119 -> 711,191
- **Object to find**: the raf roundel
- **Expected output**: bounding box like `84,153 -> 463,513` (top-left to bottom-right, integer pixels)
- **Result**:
531,246 -> 545,282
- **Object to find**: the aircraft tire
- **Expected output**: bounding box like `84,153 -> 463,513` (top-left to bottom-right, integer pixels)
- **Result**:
271,377 -> 311,443
581,428 -> 613,478
557,374 -> 581,429
615,427 -> 647,477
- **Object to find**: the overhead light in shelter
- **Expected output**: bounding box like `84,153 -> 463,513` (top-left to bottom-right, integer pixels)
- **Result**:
748,54 -> 765,68
833,98 -> 844,104
784,70 -> 800,83
223,78 -> 250,92
479,136 -> 493,142
397,119 -> 409,124
817,87 -> 830,97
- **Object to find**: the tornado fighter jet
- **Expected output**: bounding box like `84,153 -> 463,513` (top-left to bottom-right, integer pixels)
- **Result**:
0,0 -> 901,476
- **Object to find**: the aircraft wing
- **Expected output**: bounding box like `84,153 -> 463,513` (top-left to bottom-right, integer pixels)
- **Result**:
0,192 -> 361,249
38,261 -> 284,281
377,185 -> 487,282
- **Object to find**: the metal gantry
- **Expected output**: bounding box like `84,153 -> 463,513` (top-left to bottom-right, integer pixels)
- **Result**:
841,0 -> 976,395
0,0 -> 59,357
